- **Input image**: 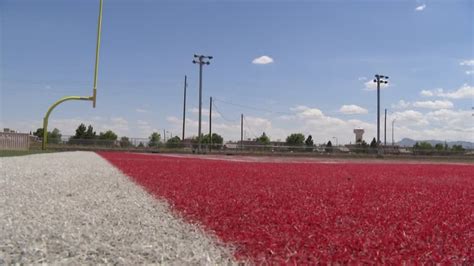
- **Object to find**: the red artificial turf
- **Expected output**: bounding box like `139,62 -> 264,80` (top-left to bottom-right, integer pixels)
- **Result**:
98,152 -> 474,264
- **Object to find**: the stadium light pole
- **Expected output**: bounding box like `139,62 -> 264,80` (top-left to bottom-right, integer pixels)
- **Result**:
192,54 -> 213,153
209,96 -> 212,152
384,108 -> 387,146
373,74 -> 389,146
241,114 -> 244,150
182,75 -> 187,141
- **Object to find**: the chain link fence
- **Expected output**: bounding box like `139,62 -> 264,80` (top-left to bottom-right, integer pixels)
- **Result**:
27,135 -> 472,158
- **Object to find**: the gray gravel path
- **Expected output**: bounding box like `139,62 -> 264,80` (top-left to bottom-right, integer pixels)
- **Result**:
0,151 -> 236,264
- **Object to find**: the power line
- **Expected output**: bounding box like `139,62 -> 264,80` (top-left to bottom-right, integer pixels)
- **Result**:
243,116 -> 260,139
212,102 -> 240,123
213,98 -> 293,116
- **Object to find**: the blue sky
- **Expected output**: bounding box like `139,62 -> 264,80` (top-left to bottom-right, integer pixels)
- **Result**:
1,0 -> 473,144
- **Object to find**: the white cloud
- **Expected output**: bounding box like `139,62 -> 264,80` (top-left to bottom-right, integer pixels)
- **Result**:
295,106 -> 325,119
392,110 -> 429,126
412,100 -> 454,109
460,59 -> 474,66
420,84 -> 474,99
136,108 -> 148,113
364,80 -> 389,91
190,107 -> 221,118
277,115 -> 296,120
288,105 -> 375,144
425,109 -> 472,130
168,104 -> 473,144
358,77 -> 367,81
166,115 -> 275,141
392,100 -> 411,109
136,120 -> 161,137
339,105 -> 368,115
289,105 -> 310,112
460,60 -> 474,75
252,55 -> 274,65
173,106 -> 474,143
420,89 -> 435,97
415,4 -> 426,11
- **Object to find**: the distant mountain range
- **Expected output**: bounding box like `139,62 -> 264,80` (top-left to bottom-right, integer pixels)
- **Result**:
397,138 -> 474,149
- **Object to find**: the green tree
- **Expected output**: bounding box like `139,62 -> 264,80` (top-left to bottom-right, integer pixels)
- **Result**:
256,132 -> 270,145
148,132 -> 161,147
354,140 -> 369,153
370,137 -> 377,148
361,140 -> 368,147
33,128 -> 44,138
120,136 -> 132,148
286,133 -> 305,146
49,128 -> 62,144
137,142 -> 145,148
166,136 -> 182,148
435,143 -> 444,151
74,123 -> 87,139
33,128 -> 61,144
417,141 -> 433,150
325,140 -> 333,152
97,130 -> 118,146
201,133 -> 224,149
305,135 -> 314,146
85,125 -> 96,139
99,130 -> 118,140
451,144 -> 464,152
210,133 -> 223,146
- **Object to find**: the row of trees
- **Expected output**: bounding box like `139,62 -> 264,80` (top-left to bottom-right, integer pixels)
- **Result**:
32,123 -> 227,149
33,128 -> 62,144
413,141 -> 464,152
33,125 -> 465,152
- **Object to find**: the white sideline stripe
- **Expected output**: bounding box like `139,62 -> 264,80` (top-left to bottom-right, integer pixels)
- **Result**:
0,151 -> 236,264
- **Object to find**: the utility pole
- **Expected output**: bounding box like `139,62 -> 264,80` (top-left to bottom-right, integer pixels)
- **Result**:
241,113 -> 244,150
392,119 -> 396,146
182,75 -> 187,141
192,54 -> 213,153
384,108 -> 387,146
373,74 -> 389,146
209,96 -> 212,152
163,129 -> 166,143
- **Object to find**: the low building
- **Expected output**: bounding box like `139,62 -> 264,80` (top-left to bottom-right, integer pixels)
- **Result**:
0,131 -> 30,151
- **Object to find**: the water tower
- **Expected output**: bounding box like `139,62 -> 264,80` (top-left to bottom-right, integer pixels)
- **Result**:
353,128 -> 364,144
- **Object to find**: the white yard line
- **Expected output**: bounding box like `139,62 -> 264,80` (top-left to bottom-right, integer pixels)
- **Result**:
0,151 -> 236,264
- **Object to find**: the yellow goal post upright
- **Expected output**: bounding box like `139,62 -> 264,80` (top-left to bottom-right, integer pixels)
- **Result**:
42,0 -> 103,150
